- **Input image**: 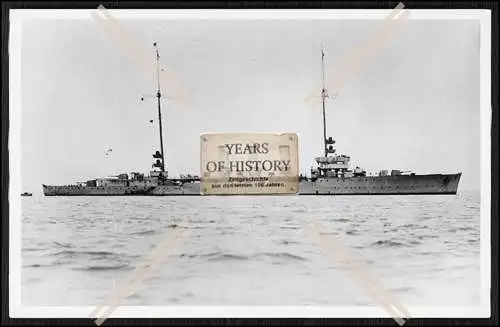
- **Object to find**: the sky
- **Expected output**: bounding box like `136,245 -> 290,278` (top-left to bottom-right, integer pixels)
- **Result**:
17,14 -> 482,193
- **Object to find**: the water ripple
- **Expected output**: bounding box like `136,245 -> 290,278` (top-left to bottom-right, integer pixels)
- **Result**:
21,192 -> 481,306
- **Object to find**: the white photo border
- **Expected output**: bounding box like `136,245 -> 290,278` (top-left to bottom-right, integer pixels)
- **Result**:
8,7 -> 492,319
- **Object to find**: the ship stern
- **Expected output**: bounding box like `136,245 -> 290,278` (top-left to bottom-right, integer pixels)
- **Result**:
42,184 -> 56,196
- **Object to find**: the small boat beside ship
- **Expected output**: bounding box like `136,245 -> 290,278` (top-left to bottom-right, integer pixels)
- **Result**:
42,46 -> 461,196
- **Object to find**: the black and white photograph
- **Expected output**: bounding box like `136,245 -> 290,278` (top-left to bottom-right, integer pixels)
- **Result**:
8,5 -> 492,322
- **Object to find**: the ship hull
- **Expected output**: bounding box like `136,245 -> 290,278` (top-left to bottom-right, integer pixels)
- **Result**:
299,173 -> 462,195
42,173 -> 461,196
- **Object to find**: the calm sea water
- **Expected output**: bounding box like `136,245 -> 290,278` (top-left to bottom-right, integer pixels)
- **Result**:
21,191 -> 481,307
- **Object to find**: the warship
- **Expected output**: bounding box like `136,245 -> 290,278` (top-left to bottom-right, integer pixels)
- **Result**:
297,49 -> 461,195
42,47 -> 461,196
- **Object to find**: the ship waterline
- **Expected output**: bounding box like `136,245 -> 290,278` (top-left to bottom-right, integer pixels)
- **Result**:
42,173 -> 461,196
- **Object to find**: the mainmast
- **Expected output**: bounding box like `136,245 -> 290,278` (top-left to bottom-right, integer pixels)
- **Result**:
153,42 -> 166,173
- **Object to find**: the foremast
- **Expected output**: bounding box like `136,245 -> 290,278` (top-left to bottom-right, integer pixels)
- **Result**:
313,48 -> 353,179
319,49 -> 337,158
321,49 -> 329,158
